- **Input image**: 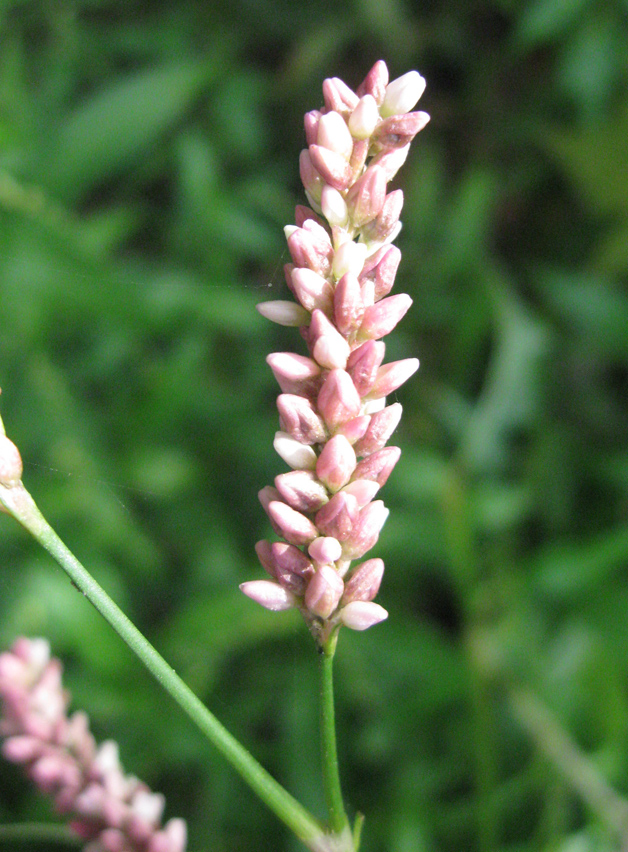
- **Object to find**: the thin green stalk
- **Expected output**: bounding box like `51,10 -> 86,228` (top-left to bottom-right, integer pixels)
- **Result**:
319,633 -> 350,839
0,481 -> 331,852
0,823 -> 82,845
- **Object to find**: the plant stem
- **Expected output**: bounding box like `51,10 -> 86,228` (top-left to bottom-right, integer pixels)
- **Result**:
318,633 -> 350,839
0,482 -> 331,852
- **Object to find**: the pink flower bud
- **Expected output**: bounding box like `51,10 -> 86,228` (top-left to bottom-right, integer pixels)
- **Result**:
380,70 -> 426,117
352,446 -> 401,487
347,340 -> 386,396
332,240 -> 367,279
267,501 -> 319,547
0,435 -> 22,487
304,110 -> 322,146
258,486 -> 284,536
309,309 -> 350,369
356,60 -> 389,105
290,267 -> 334,314
333,273 -> 364,335
277,394 -> 327,444
299,149 -> 324,203
348,95 -> 380,139
342,558 -> 384,603
345,165 -> 387,227
308,144 -> 353,192
322,77 -> 359,114
370,144 -> 410,181
341,479 -> 380,508
2,734 -> 42,762
257,300 -> 310,327
317,369 -> 361,429
374,245 -> 401,299
340,601 -> 388,630
374,111 -> 430,149
239,581 -> 297,611
266,352 -> 321,396
316,434 -> 356,492
315,491 -> 359,541
360,294 -> 412,340
287,228 -> 333,278
354,403 -> 402,456
275,470 -> 329,512
343,500 -> 389,559
304,565 -> 344,619
349,138 -> 370,178
369,358 -> 419,398
273,431 -> 317,471
363,189 -> 404,245
255,540 -> 278,577
272,542 -> 314,593
317,111 -> 353,160
321,185 -> 349,227
294,205 -> 326,229
335,415 -> 371,444
308,536 -> 343,564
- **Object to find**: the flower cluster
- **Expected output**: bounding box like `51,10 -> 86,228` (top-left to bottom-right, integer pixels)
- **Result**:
240,61 -> 428,644
0,637 -> 187,852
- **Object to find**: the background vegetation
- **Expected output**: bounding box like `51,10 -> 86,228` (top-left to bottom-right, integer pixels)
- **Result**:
1,1 -> 628,850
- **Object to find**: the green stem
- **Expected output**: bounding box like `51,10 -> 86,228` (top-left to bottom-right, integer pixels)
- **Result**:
319,633 -> 350,839
0,823 -> 82,845
0,482 -> 331,852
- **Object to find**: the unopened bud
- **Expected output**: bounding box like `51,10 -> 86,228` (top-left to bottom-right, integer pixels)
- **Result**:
321,185 -> 349,227
317,111 -> 353,160
340,600 -> 388,630
348,95 -> 380,139
304,565 -> 344,619
380,70 -> 426,117
356,60 -> 389,105
273,431 -> 318,471
0,435 -> 22,487
342,558 -> 384,604
316,434 -> 357,492
308,536 -> 343,564
240,581 -> 297,612
257,300 -> 310,327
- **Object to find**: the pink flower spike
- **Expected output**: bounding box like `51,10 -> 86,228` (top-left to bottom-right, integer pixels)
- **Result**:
275,469 -> 329,512
266,352 -> 321,396
380,70 -> 427,117
317,369 -> 362,430
257,300 -> 310,327
277,394 -> 327,444
369,358 -> 419,398
348,95 -> 380,140
308,144 -> 353,192
346,165 -> 387,228
240,581 -> 297,612
322,77 -> 359,114
334,273 -> 364,335
360,294 -> 412,340
267,501 -> 319,547
308,536 -> 343,564
356,60 -> 389,105
342,558 -> 385,603
304,565 -> 344,619
317,111 -> 353,160
340,601 -> 388,630
352,446 -> 401,487
354,403 -> 403,455
316,434 -> 357,492
310,309 -> 351,369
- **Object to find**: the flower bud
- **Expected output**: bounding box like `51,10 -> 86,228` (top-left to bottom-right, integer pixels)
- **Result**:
266,352 -> 321,396
315,491 -> 359,541
294,205 -> 326,229
317,111 -> 353,160
370,144 -> 410,181
333,273 -> 364,335
340,601 -> 388,630
316,434 -> 357,492
343,501 -> 389,559
356,60 -> 389,105
259,486 -> 284,536
299,149 -> 324,203
321,185 -> 349,227
310,309 -> 350,370
290,267 -> 334,314
240,581 -> 297,611
255,540 -> 278,577
275,470 -> 329,512
369,358 -> 419,398
341,479 -> 380,508
317,369 -> 361,429
374,111 -> 430,149
322,77 -> 359,114
352,446 -> 401,487
304,565 -> 344,619
345,165 -> 387,227
362,189 -> 404,245
308,145 -> 353,192
342,558 -> 385,604
354,403 -> 402,456
347,340 -> 386,396
273,432 -> 317,471
308,536 -> 343,565
257,300 -> 310,327
360,294 -> 412,340
335,415 -> 371,445
0,435 -> 23,487
332,239 -> 368,280
380,71 -> 426,117
277,394 -> 327,444
267,501 -> 319,547
348,95 -> 380,139
304,110 -> 322,146
287,228 -> 333,277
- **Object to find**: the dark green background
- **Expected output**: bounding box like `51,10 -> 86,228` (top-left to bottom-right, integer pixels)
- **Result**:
1,1 -> 628,850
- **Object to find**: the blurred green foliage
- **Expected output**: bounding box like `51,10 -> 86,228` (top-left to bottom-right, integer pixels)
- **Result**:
1,1 -> 628,850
